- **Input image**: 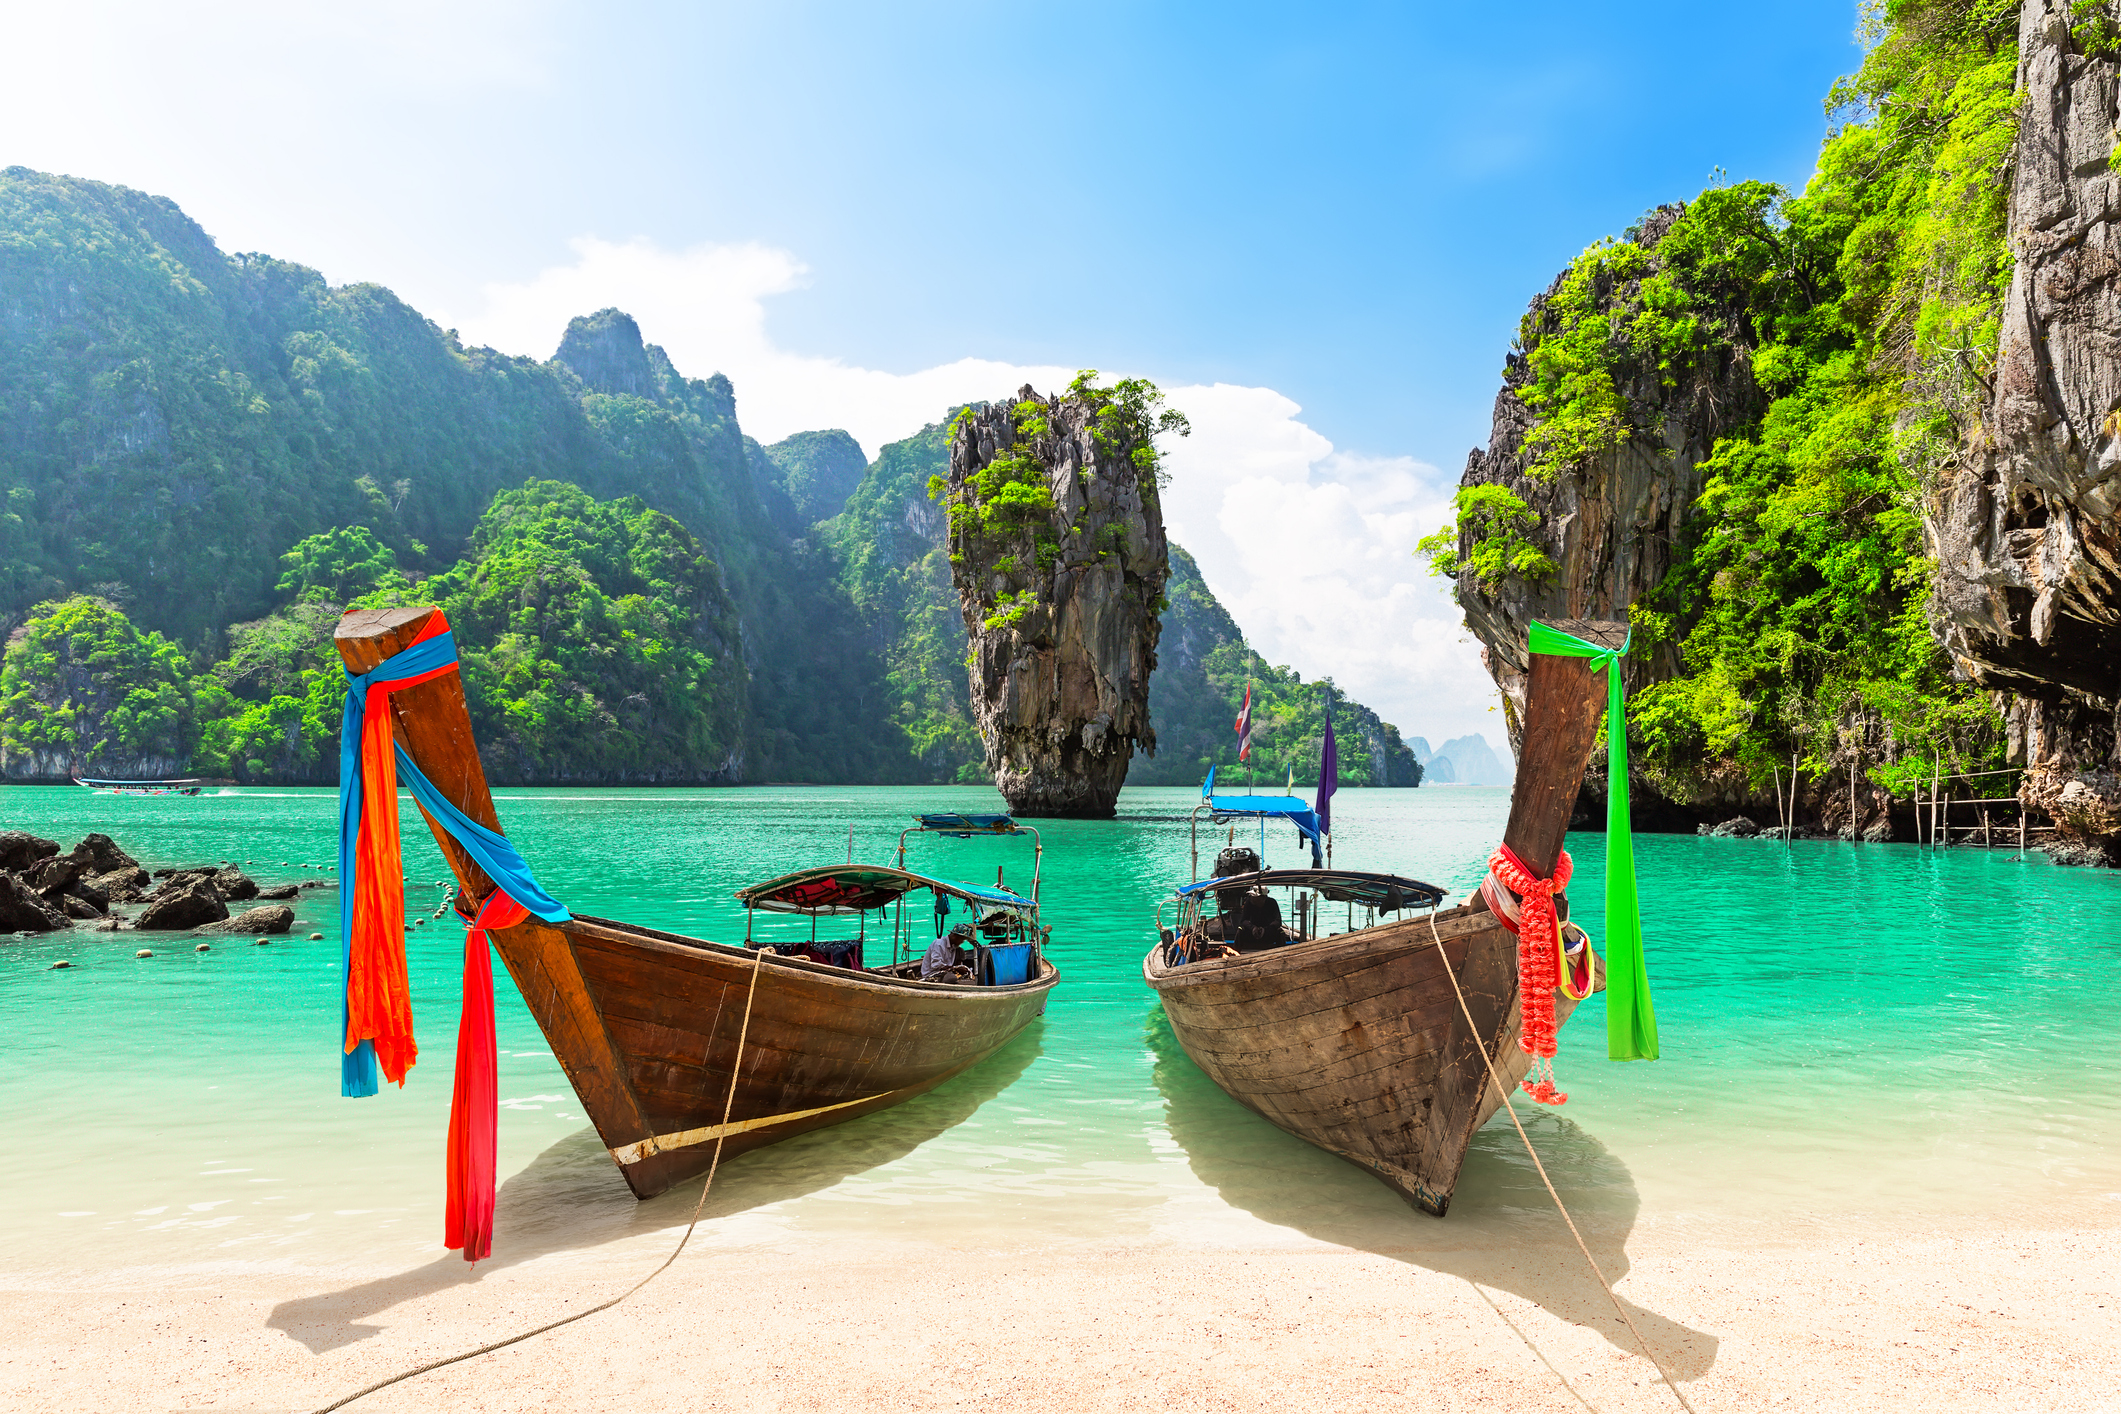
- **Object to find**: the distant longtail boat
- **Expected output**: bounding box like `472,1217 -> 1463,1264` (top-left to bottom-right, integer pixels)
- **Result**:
72,776 -> 205,796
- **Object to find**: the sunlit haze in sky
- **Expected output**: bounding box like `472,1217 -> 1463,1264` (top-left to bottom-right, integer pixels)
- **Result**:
6,1 -> 1862,750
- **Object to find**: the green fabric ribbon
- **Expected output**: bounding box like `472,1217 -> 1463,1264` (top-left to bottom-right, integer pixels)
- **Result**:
1526,620 -> 1659,1061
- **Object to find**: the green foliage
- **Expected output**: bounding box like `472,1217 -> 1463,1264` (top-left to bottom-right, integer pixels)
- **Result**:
276,525 -> 404,602
0,596 -> 195,770
1417,485 -> 1555,590
1066,369 -> 1192,489
429,480 -> 746,781
982,589 -> 1038,631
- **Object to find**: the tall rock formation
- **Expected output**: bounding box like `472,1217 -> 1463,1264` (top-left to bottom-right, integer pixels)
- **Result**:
1933,0 -> 2121,846
941,383 -> 1172,817
1448,207 -> 1764,756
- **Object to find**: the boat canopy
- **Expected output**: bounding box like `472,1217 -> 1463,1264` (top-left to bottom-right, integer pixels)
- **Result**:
1200,793 -> 1326,855
1175,868 -> 1445,910
914,812 -> 1023,837
736,865 -> 1038,916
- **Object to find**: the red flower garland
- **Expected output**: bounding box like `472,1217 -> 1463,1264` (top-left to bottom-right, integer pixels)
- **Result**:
1487,842 -> 1572,1105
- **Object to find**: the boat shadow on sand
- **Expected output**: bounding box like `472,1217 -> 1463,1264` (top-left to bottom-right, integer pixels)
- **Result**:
269,1023 -> 1045,1354
1145,1010 -> 1717,1381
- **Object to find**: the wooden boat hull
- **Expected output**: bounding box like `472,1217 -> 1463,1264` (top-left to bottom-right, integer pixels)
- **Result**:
493,913 -> 1058,1200
1143,903 -> 1596,1216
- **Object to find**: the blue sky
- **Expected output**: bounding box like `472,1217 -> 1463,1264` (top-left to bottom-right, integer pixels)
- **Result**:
9,1 -> 1864,747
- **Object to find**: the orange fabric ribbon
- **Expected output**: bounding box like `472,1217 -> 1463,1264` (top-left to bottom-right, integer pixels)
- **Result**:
1488,842 -> 1573,1105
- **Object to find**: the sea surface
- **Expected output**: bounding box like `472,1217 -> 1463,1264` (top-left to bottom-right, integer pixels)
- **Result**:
4,783 -> 2119,1275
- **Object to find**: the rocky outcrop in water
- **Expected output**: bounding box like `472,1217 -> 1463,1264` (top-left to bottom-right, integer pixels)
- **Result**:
1932,1 -> 2121,855
942,383 -> 1173,817
136,879 -> 228,930
197,904 -> 294,935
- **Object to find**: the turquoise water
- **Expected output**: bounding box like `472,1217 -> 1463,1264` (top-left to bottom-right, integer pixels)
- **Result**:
4,783 -> 2119,1274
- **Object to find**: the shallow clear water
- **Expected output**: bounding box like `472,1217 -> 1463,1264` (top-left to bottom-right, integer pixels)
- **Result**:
4,783 -> 2119,1273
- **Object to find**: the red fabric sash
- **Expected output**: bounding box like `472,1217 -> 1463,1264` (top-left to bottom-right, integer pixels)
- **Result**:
445,889 -> 527,1262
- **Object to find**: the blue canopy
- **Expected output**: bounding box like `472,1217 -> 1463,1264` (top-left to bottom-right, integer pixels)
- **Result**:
1200,789 -> 1326,865
736,865 -> 1036,915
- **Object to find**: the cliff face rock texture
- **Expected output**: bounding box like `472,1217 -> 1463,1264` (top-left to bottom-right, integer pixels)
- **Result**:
1933,0 -> 2121,845
943,385 -> 1169,817
1451,207 -> 1763,761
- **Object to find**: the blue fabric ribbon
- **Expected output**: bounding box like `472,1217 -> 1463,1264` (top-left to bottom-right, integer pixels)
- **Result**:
338,627 -> 569,1097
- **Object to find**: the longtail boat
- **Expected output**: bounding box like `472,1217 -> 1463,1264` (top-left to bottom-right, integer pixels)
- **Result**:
1142,619 -> 1657,1216
73,775 -> 205,796
333,606 -> 1058,1214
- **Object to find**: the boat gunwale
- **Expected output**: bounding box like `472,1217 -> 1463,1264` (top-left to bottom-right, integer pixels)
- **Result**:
560,912 -> 1062,1001
1140,898 -> 1498,993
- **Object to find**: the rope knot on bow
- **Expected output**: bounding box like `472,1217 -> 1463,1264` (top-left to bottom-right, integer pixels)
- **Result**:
1487,842 -> 1571,1105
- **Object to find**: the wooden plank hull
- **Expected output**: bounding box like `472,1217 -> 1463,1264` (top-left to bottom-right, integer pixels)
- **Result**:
495,913 -> 1058,1199
1143,904 -> 1594,1215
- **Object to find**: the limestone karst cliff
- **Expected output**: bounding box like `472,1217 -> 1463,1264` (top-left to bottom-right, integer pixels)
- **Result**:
1934,0 -> 2121,848
940,380 -> 1177,817
1436,3 -> 2049,843
1449,205 -> 1765,751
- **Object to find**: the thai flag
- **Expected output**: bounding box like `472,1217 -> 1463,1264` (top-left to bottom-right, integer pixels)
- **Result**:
1235,683 -> 1254,763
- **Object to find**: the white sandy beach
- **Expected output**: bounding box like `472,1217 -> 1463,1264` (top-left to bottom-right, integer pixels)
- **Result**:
6,1207 -> 2118,1413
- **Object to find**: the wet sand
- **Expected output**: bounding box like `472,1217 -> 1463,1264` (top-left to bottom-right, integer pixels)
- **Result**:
5,1213 -> 2115,1413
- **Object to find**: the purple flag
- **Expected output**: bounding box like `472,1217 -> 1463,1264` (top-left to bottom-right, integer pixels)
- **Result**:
1316,689 -> 1338,837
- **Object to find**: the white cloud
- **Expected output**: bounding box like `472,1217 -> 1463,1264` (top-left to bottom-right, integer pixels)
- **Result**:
448,236 -> 1078,456
449,237 -> 1505,751
1158,389 -> 1504,755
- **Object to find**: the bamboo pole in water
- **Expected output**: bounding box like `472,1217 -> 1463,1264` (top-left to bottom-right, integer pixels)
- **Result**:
1774,766 -> 1785,837
1790,749 -> 1800,837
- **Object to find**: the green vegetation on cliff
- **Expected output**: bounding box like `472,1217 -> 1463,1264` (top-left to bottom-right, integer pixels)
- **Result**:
0,596 -> 195,772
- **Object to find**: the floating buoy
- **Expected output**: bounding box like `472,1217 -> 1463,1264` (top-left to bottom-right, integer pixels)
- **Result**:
136,949 -> 153,958
413,918 -> 425,927
255,938 -> 270,946
309,932 -> 323,940
50,960 -> 71,969
195,943 -> 211,952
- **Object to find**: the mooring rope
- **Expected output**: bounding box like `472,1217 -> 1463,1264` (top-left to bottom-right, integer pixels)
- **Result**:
313,944 -> 771,1413
1426,904 -> 1701,1414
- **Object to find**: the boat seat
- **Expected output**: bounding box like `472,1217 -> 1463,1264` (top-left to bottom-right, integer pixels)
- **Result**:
759,938 -> 865,969
976,941 -> 1036,986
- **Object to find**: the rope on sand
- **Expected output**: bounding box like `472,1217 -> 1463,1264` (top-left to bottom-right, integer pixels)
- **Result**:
312,945 -> 771,1413
1427,905 -> 1701,1414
